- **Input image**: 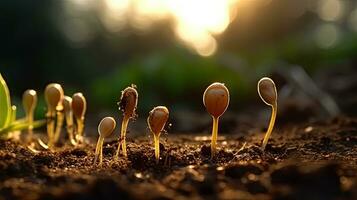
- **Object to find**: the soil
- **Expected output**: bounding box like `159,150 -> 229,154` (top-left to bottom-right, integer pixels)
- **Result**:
0,116 -> 356,200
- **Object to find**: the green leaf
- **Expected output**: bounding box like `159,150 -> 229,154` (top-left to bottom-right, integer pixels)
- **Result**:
0,119 -> 46,136
0,73 -> 12,129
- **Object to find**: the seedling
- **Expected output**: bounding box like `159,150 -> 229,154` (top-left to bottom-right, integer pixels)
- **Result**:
41,83 -> 64,149
203,82 -> 230,158
63,96 -> 77,145
257,77 -> 278,151
115,86 -> 138,159
147,106 -> 169,164
94,117 -> 116,167
0,74 -> 44,139
22,89 -> 37,143
72,93 -> 87,143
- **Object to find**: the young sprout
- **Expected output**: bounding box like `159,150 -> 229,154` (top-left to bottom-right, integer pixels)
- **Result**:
63,96 -> 77,145
94,117 -> 116,167
203,82 -> 230,158
115,86 -> 138,159
42,83 -> 64,148
147,106 -> 169,164
22,89 -> 37,143
72,93 -> 87,143
257,77 -> 278,151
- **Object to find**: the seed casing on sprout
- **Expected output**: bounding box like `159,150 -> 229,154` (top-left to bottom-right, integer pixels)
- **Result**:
94,117 -> 116,167
63,96 -> 76,145
42,83 -> 64,149
22,89 -> 37,143
147,106 -> 169,164
72,93 -> 87,143
203,82 -> 230,158
257,77 -> 278,151
115,86 -> 138,159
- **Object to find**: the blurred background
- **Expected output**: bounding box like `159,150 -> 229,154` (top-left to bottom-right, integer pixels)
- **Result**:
1,0 -> 357,134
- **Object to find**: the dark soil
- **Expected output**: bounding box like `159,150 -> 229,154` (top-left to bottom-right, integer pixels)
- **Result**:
0,116 -> 356,200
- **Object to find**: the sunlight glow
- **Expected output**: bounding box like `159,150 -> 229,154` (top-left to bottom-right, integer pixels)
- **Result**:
68,0 -> 240,56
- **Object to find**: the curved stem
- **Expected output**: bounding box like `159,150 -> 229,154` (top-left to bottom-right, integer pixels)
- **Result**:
76,118 -> 84,139
211,117 -> 219,159
154,133 -> 160,164
26,114 -> 34,144
262,104 -> 277,151
115,115 -> 129,159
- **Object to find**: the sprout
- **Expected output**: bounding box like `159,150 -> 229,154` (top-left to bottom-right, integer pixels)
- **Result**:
63,96 -> 77,145
115,86 -> 138,159
257,77 -> 278,151
203,82 -> 230,158
147,106 -> 169,164
72,93 -> 87,143
94,117 -> 116,167
22,89 -> 37,143
42,83 -> 64,148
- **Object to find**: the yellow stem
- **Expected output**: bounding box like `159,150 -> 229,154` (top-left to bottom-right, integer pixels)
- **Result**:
154,133 -> 160,164
46,111 -> 55,148
53,111 -> 64,144
75,118 -> 84,143
94,136 -> 104,165
99,138 -> 104,167
211,117 -> 219,159
262,104 -> 277,151
27,114 -> 34,143
115,115 -> 129,159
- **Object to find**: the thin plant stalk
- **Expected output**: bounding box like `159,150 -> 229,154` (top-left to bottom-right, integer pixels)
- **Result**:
261,103 -> 277,150
53,111 -> 64,143
211,117 -> 219,158
94,136 -> 104,165
115,115 -> 129,158
154,134 -> 160,164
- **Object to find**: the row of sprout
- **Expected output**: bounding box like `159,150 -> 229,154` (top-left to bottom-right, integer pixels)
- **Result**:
20,77 -> 277,166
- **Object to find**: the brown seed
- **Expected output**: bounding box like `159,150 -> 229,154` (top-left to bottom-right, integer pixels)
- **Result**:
45,83 -> 64,111
98,117 -> 116,138
257,77 -> 277,106
203,82 -> 230,118
72,93 -> 87,119
63,96 -> 72,113
22,89 -> 37,115
119,86 -> 138,118
147,106 -> 169,135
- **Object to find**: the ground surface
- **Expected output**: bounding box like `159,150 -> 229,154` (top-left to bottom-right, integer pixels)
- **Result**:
0,116 -> 356,200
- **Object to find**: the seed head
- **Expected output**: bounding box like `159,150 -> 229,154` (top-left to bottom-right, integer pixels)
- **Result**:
22,89 -> 37,115
119,86 -> 138,118
45,83 -> 64,111
203,82 -> 230,118
147,106 -> 169,135
63,96 -> 72,113
257,77 -> 277,106
98,117 -> 116,138
72,93 -> 87,119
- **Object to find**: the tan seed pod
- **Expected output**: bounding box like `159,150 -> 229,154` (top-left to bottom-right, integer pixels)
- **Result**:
203,82 -> 230,118
119,86 -> 138,118
22,89 -> 37,116
45,83 -> 64,111
98,117 -> 116,138
147,106 -> 169,135
257,77 -> 277,106
63,96 -> 72,113
72,93 -> 87,119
